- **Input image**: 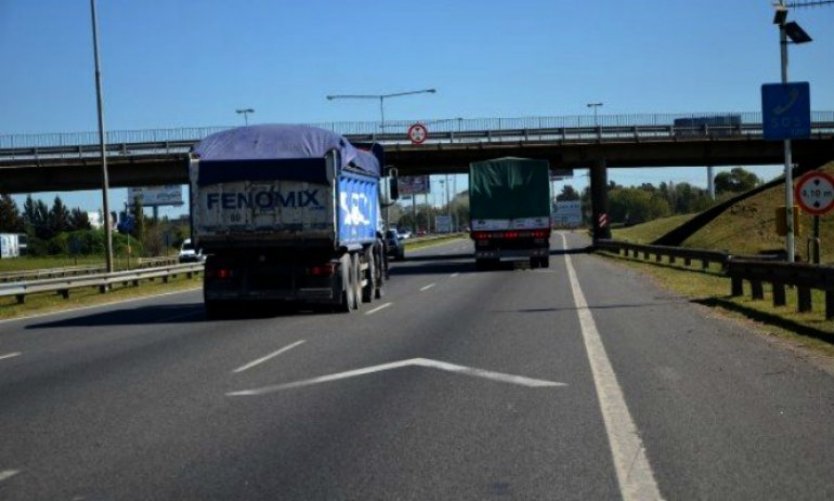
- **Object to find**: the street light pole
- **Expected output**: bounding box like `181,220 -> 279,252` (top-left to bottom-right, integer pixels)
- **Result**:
236,108 -> 254,126
90,0 -> 113,273
587,102 -> 603,127
779,10 -> 796,262
326,89 -> 436,133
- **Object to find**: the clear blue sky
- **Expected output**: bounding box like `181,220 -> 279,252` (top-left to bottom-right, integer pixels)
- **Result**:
1,0 -> 833,215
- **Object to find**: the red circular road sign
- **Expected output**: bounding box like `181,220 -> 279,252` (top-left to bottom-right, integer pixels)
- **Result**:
795,171 -> 834,216
407,123 -> 428,144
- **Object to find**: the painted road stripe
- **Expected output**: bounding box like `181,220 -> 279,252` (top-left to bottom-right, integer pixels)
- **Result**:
560,233 -> 662,501
232,340 -> 306,374
365,302 -> 392,316
420,283 -> 436,291
450,272 -> 460,278
0,352 -> 22,361
0,469 -> 20,482
228,358 -> 565,396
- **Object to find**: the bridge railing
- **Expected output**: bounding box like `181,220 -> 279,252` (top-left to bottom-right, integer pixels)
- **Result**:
3,111 -> 834,150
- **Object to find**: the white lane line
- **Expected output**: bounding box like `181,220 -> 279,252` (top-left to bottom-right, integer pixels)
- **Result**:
227,357 -> 565,396
0,469 -> 20,482
420,283 -> 436,291
0,352 -> 22,361
450,272 -> 460,278
232,340 -> 306,374
560,233 -> 662,501
365,302 -> 392,315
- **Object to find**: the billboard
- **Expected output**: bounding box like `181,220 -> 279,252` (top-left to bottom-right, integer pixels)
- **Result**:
127,185 -> 184,207
435,215 -> 453,233
398,176 -> 431,196
552,201 -> 582,228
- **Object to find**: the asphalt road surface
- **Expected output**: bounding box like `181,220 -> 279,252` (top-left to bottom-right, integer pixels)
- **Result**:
1,232 -> 832,500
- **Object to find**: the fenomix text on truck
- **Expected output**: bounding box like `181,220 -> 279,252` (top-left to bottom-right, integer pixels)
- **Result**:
469,157 -> 552,270
189,125 -> 398,317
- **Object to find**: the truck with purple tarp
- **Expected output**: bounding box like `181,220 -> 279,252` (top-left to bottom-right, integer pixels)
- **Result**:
189,125 -> 398,317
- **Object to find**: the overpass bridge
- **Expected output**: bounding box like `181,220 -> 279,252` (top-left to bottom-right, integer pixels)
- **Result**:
2,111 -> 833,193
2,112 -> 833,240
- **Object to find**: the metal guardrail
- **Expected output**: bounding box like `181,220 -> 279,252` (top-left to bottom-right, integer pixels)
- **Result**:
595,239 -> 730,269
1,112 -> 833,162
597,239 -> 834,320
727,259 -> 834,319
0,262 -> 203,304
0,256 -> 178,284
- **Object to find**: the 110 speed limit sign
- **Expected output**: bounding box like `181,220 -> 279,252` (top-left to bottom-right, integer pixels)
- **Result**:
795,171 -> 834,216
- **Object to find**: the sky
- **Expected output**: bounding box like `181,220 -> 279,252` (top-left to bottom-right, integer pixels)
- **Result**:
1,0 -> 833,216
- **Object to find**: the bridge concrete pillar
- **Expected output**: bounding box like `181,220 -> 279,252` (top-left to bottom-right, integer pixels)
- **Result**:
590,158 -> 611,242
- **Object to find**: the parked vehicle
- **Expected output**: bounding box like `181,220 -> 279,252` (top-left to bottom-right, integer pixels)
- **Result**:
189,125 -> 398,317
178,239 -> 203,263
469,157 -> 552,269
385,229 -> 405,261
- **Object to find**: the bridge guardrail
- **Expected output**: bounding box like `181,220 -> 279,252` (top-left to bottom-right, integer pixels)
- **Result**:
597,239 -> 834,320
0,263 -> 203,305
2,118 -> 834,163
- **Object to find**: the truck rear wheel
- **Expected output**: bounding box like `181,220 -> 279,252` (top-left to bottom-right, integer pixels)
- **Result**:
351,253 -> 361,311
362,249 -> 375,303
338,254 -> 354,313
205,300 -> 230,320
541,256 -> 550,268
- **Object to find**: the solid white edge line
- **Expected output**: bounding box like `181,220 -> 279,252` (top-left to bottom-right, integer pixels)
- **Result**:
365,302 -> 392,315
0,287 -> 202,325
450,272 -> 460,278
0,469 -> 20,482
232,340 -> 306,374
419,283 -> 436,291
560,232 -> 663,501
0,352 -> 22,361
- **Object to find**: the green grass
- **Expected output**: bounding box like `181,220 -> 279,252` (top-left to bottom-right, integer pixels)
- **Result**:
612,214 -> 696,244
404,234 -> 466,251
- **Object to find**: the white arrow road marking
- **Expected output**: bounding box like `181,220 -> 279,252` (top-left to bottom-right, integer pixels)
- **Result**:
0,352 -> 22,361
227,357 -> 566,396
0,469 -> 20,483
232,340 -> 306,374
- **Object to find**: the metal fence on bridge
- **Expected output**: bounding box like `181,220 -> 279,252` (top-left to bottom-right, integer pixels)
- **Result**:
4,111 -> 834,150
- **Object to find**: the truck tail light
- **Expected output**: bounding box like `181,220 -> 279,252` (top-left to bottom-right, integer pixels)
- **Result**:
309,264 -> 335,277
207,268 -> 233,280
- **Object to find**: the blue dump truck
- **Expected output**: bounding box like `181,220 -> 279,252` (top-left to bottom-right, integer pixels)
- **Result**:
189,125 -> 397,317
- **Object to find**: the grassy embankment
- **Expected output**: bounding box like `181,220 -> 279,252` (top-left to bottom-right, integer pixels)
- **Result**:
608,162 -> 834,356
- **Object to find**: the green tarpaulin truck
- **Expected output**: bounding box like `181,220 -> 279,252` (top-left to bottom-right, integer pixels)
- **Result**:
469,157 -> 552,269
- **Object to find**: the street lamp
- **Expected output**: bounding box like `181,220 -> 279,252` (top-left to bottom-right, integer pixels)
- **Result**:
773,1 -> 813,262
586,102 -> 603,127
326,89 -> 436,132
236,108 -> 255,126
90,0 -> 113,273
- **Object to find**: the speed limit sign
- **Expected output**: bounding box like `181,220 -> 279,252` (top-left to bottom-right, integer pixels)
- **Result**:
407,123 -> 428,144
795,171 -> 834,216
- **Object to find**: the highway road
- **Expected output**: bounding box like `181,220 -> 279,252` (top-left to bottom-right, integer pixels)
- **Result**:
1,232 -> 832,500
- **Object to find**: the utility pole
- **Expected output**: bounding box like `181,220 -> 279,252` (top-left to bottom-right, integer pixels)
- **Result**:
90,0 -> 113,273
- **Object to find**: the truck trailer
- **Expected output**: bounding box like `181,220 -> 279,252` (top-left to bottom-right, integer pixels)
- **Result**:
189,125 -> 397,317
469,157 -> 552,269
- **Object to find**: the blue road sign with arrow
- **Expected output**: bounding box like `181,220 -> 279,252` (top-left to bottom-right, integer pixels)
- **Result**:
761,82 -> 811,140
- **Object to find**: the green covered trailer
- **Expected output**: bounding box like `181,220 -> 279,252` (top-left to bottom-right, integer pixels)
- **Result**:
469,157 -> 552,269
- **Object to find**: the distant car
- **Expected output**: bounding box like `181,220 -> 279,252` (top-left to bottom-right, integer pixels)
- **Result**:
397,230 -> 412,240
384,230 -> 405,261
178,238 -> 203,263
